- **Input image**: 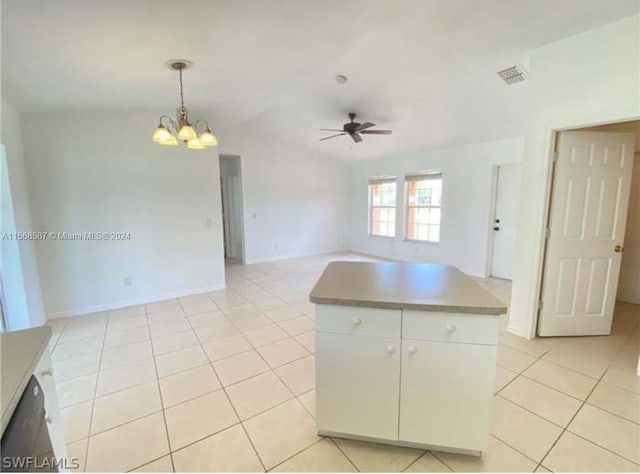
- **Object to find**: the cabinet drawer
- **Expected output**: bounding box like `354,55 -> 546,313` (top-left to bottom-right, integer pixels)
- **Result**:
316,304 -> 401,338
403,311 -> 499,345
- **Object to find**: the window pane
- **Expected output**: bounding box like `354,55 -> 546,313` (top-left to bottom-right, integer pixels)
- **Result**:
406,177 -> 442,207
405,174 -> 442,242
369,180 -> 397,237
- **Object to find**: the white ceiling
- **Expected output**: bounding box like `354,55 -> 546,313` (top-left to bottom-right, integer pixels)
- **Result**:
2,0 -> 638,160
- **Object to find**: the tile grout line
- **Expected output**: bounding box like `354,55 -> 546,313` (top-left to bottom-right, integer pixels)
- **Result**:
185,294 -> 268,473
517,373 -> 640,425
328,437 -> 362,472
494,345 -> 551,397
79,309 -> 110,472
429,450 -> 459,472
534,367 -> 609,471
144,305 -> 177,474
234,313 -> 315,471
264,437 -> 327,472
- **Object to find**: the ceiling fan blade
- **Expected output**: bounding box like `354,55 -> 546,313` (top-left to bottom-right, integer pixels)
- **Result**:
360,129 -> 392,135
354,122 -> 375,131
319,128 -> 344,132
350,133 -> 363,143
320,133 -> 347,141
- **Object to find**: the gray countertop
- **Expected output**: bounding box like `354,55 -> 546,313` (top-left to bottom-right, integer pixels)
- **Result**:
1,326 -> 52,434
309,262 -> 507,315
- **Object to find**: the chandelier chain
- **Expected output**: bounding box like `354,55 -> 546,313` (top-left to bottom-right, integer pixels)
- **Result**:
179,68 -> 185,109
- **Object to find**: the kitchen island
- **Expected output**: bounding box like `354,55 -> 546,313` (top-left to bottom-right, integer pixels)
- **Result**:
309,261 -> 507,456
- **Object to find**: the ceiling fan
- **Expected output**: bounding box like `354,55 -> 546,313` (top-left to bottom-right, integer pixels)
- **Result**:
320,113 -> 392,143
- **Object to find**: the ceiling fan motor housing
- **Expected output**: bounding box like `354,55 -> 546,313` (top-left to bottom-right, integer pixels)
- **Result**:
344,112 -> 359,133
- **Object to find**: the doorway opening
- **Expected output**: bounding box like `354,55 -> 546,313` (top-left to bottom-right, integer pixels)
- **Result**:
219,154 -> 246,265
488,163 -> 522,280
536,120 -> 640,337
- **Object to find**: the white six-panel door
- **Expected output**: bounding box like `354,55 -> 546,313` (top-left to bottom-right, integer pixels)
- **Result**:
538,131 -> 636,336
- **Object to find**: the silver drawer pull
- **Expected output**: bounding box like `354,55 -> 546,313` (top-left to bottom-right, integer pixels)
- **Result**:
446,323 -> 457,333
45,415 -> 52,424
408,345 -> 418,355
386,345 -> 396,354
40,368 -> 53,377
352,317 -> 362,326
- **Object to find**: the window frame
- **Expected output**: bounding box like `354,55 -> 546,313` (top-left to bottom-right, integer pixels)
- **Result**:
368,176 -> 397,239
404,171 -> 443,244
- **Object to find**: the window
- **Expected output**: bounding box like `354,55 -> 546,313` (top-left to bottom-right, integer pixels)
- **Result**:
405,172 -> 442,242
368,177 -> 397,237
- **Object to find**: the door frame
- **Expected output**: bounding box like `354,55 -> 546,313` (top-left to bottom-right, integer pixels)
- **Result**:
485,163 -> 521,279
219,154 -> 247,264
532,118 -> 639,337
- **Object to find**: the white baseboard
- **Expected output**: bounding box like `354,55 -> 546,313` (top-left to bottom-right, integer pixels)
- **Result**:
47,283 -> 227,320
244,248 -> 350,265
506,324 -> 533,339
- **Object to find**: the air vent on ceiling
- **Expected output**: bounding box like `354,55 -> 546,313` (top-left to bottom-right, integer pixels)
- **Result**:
497,64 -> 527,85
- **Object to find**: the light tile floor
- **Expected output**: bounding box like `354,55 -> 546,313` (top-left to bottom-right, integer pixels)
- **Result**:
47,252 -> 640,472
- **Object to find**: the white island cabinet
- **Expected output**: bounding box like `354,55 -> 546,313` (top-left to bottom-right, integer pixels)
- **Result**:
310,262 -> 506,456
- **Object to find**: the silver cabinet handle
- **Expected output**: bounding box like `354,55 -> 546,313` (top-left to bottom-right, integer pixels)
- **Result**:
40,368 -> 53,377
386,345 -> 396,354
446,323 -> 457,333
408,345 -> 418,354
352,317 -> 362,326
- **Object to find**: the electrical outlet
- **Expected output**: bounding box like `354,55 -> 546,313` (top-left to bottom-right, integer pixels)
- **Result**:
123,277 -> 132,287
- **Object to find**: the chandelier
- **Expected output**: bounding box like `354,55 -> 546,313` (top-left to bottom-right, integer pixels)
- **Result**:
152,60 -> 218,150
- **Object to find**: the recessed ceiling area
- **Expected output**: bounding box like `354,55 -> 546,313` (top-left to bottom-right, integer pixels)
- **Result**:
2,0 -> 638,159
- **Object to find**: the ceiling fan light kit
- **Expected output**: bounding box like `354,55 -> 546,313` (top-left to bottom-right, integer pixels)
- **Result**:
152,60 -> 218,150
319,112 -> 392,144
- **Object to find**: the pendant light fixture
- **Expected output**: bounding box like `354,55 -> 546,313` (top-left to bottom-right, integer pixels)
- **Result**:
152,60 -> 218,150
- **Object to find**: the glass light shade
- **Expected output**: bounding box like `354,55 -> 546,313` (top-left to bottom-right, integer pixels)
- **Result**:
152,125 -> 171,143
199,129 -> 218,147
178,125 -> 197,142
186,137 -> 205,150
162,135 -> 178,146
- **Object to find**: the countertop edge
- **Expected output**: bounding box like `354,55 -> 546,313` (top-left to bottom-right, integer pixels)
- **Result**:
309,296 -> 507,315
1,326 -> 52,435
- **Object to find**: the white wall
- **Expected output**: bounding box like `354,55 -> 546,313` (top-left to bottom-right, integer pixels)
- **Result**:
20,110 -> 226,318
1,101 -> 47,329
349,137 -> 524,277
217,130 -> 350,264
510,16 -> 640,338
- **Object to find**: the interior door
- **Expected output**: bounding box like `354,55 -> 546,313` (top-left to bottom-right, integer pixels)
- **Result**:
538,131 -> 636,336
490,164 -> 522,279
316,332 -> 400,441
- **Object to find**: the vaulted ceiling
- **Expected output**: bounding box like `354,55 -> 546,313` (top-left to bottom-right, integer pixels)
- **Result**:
2,0 -> 638,159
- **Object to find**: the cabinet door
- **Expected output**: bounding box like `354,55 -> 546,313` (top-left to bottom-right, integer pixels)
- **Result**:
316,332 -> 401,440
399,340 -> 497,451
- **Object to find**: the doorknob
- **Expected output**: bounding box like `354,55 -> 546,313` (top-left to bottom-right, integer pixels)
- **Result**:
614,245 -> 624,253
